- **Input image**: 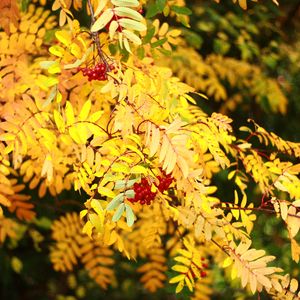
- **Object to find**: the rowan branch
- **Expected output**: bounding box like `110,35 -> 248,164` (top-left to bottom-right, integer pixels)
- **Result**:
87,0 -> 109,69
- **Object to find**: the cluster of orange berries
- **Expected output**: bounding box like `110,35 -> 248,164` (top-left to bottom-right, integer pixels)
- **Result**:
127,171 -> 174,205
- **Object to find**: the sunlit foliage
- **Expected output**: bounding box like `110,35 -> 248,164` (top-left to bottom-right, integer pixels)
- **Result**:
1,0 -> 300,299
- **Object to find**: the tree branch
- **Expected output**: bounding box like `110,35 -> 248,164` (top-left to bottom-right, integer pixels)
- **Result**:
87,0 -> 109,69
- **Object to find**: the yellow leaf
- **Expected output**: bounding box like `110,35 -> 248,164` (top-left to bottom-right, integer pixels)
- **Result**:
123,30 -> 142,45
111,163 -> 130,174
289,164 -> 300,174
94,0 -> 108,17
177,156 -> 189,178
89,111 -> 103,123
149,125 -> 160,157
55,30 -> 72,46
91,199 -> 104,215
119,18 -> 146,31
114,7 -> 143,21
56,92 -> 62,103
159,22 -> 169,36
223,257 -> 233,268
109,20 -> 119,40
177,249 -> 193,259
126,145 -> 144,160
49,45 -> 64,57
48,62 -> 61,74
91,9 -> 114,32
108,230 -> 118,245
174,256 -> 191,266
159,135 -> 169,163
53,110 -> 65,133
0,194 -> 11,207
79,100 -> 91,121
11,257 -> 23,273
70,43 -> 82,59
280,201 -> 288,221
69,126 -> 83,144
82,220 -> 93,238
175,281 -> 185,293
240,249 -> 265,261
0,133 -> 15,141
89,213 -> 104,233
169,274 -> 185,284
41,154 -> 53,182
256,274 -> 272,289
111,0 -> 139,7
184,276 -> 193,292
131,165 -> 148,174
172,265 -> 189,273
241,193 -> 247,208
80,209 -> 88,219
238,0 -> 247,9
65,101 -> 75,125
290,278 -> 298,293
98,186 -> 115,198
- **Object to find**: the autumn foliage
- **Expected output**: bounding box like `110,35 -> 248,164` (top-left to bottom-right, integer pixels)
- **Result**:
1,0 -> 300,299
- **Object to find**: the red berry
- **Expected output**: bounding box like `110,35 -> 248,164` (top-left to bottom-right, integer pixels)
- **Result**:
100,64 -> 106,72
200,271 -> 207,278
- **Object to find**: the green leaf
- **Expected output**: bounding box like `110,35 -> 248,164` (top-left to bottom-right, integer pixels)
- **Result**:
183,30 -> 203,49
124,189 -> 135,198
125,204 -> 135,227
107,193 -> 124,211
137,46 -> 145,59
151,38 -> 167,48
112,203 -> 125,222
171,5 -> 192,15
114,179 -> 137,190
146,4 -> 159,18
21,0 -> 30,11
34,217 -> 52,229
156,0 -> 167,12
143,26 -> 156,44
158,48 -> 172,56
109,43 -> 118,55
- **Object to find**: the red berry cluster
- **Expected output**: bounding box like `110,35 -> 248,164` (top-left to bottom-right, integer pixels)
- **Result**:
127,172 -> 174,205
189,258 -> 208,279
157,171 -> 173,192
78,63 -> 115,81
128,178 -> 156,205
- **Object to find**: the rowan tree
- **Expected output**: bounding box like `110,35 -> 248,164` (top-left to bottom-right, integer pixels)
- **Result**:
0,0 -> 300,299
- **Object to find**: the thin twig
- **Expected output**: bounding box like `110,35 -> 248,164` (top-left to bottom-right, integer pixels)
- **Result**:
86,0 -> 109,69
216,203 -> 300,219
